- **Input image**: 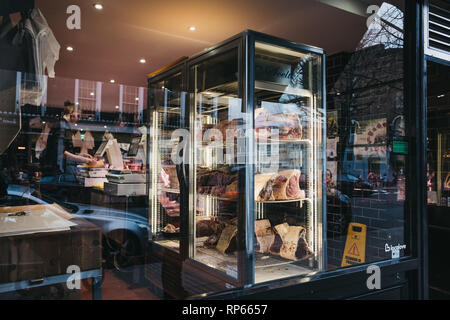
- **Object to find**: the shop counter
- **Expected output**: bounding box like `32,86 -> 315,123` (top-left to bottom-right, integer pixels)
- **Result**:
0,205 -> 103,299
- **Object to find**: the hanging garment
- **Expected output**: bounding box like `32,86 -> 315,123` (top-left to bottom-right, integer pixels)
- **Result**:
28,8 -> 60,79
72,130 -> 95,156
83,131 -> 95,151
15,9 -> 60,106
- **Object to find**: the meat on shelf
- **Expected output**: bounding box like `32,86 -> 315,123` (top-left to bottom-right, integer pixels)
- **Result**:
199,217 -> 313,261
255,169 -> 306,202
197,167 -> 238,199
255,108 -> 303,141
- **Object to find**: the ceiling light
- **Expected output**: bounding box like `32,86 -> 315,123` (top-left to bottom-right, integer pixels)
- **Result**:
110,79 -> 115,84
139,58 -> 147,64
93,3 -> 103,10
135,97 -> 140,101
438,94 -> 445,98
115,105 -> 120,109
90,92 -> 95,96
66,46 -> 74,52
189,26 -> 196,31
104,126 -> 107,129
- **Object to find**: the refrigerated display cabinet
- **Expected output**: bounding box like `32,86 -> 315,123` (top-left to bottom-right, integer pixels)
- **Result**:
146,30 -> 326,297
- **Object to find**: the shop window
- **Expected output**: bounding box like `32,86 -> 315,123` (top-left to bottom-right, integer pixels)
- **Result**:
0,0 -> 410,300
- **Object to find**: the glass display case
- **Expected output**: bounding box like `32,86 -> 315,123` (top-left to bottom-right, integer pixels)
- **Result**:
148,30 -> 325,291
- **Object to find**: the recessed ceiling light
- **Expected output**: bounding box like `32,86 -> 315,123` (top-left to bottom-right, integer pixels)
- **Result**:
90,92 -> 95,96
135,97 -> 140,101
139,58 -> 147,64
189,26 -> 196,31
110,79 -> 115,84
115,105 -> 120,109
66,46 -> 74,52
93,3 -> 103,10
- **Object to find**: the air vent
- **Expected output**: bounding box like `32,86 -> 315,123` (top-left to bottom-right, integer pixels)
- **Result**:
425,0 -> 450,61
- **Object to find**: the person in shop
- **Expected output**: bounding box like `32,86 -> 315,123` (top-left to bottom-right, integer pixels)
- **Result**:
39,101 -> 98,177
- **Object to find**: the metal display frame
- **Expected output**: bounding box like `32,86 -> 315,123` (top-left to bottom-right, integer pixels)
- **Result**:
147,30 -> 327,291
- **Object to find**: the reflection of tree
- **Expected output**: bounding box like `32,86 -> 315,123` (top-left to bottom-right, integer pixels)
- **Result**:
331,3 -> 405,182
358,3 -> 404,50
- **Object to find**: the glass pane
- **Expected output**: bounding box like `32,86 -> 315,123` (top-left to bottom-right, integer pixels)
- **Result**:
427,61 -> 450,299
253,42 -> 324,283
149,73 -> 184,253
326,2 -> 407,268
189,49 -> 242,279
0,67 -> 149,298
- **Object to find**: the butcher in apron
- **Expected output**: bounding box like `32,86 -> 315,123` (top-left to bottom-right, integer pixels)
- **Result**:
40,101 -> 97,177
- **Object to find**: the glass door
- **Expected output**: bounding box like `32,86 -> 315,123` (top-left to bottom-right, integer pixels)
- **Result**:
188,47 -> 244,281
427,61 -> 450,299
252,41 -> 325,283
149,70 -> 186,253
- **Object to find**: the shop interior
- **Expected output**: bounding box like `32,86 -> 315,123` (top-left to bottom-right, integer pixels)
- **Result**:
0,0 -> 411,300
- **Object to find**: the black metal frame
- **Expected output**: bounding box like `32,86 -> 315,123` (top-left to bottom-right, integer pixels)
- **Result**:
404,0 -> 428,300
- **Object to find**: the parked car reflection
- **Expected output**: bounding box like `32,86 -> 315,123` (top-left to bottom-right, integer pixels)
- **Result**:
37,173 -> 84,202
339,173 -> 375,198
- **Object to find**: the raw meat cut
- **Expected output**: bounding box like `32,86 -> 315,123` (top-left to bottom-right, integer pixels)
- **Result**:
255,108 -> 303,141
255,173 -> 277,202
271,223 -> 313,261
272,170 -> 305,200
255,219 -> 275,254
255,170 -> 305,202
216,224 -> 238,254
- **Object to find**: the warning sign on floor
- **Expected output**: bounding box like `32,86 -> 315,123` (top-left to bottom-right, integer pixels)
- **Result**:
341,223 -> 367,267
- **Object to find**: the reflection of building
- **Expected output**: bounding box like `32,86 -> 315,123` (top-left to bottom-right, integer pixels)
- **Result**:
333,44 -> 404,182
326,15 -> 406,266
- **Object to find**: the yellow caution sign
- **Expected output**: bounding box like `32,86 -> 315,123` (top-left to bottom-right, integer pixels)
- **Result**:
341,223 -> 367,267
